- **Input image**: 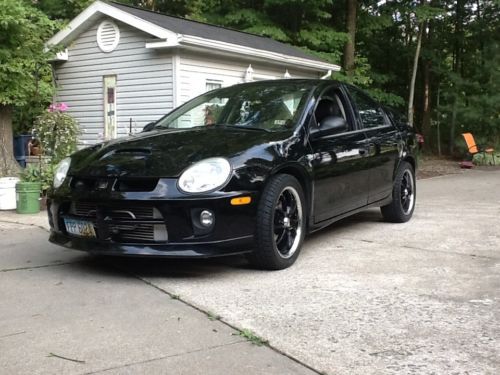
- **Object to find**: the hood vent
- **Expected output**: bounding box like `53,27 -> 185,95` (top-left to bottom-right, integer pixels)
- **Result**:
114,148 -> 152,155
97,20 -> 120,52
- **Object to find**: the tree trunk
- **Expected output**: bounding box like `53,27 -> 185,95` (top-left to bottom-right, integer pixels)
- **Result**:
449,0 -> 465,153
421,58 -> 432,150
0,105 -> 21,177
407,23 -> 423,127
343,0 -> 357,75
449,97 -> 458,155
436,84 -> 441,156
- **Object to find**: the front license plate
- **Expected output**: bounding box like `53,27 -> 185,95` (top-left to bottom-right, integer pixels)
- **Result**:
64,218 -> 96,238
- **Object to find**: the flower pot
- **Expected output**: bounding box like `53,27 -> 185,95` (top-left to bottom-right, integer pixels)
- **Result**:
31,146 -> 42,156
0,177 -> 20,210
16,182 -> 41,214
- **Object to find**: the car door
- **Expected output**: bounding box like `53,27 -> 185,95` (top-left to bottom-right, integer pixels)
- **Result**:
308,86 -> 371,223
346,86 -> 401,204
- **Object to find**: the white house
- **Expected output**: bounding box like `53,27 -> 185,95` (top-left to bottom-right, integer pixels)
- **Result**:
47,1 -> 340,146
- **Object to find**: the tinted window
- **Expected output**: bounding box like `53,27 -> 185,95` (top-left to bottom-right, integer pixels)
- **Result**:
155,82 -> 314,132
349,88 -> 388,129
314,88 -> 351,131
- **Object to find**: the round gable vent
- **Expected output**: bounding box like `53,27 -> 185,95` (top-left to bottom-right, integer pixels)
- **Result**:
97,20 -> 120,52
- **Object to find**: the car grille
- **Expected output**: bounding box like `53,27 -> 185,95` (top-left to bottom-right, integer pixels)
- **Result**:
108,223 -> 168,242
70,202 -> 159,220
71,177 -> 158,192
72,201 -> 97,217
68,202 -> 167,243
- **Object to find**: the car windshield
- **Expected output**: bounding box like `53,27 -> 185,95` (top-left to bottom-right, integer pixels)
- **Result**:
154,81 -> 314,132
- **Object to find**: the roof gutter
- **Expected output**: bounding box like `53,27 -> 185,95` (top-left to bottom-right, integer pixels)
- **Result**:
176,35 -> 341,72
145,34 -> 340,72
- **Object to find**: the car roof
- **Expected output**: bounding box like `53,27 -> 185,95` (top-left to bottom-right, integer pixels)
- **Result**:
224,79 -> 340,90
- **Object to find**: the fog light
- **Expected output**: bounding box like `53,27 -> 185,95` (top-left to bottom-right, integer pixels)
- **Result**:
200,210 -> 214,227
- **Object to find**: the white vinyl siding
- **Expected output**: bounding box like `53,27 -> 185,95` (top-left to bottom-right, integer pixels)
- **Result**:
55,18 -> 174,146
177,51 -> 319,105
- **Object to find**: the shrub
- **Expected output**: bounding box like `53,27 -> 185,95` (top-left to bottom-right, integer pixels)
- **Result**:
32,104 -> 79,164
20,163 -> 55,192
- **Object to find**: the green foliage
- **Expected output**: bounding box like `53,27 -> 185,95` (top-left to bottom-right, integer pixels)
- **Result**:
33,0 -> 94,21
332,56 -> 373,87
238,329 -> 268,346
16,0 -> 496,157
20,163 -> 55,191
206,311 -> 221,321
32,109 -> 80,165
0,0 -> 58,107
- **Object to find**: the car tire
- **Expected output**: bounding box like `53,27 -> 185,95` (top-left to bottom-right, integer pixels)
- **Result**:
248,174 -> 306,270
380,161 -> 416,223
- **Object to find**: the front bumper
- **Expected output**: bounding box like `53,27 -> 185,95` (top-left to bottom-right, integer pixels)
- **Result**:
48,178 -> 258,258
49,231 -> 253,258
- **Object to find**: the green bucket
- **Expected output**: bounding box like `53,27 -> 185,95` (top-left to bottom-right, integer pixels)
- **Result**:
16,182 -> 41,214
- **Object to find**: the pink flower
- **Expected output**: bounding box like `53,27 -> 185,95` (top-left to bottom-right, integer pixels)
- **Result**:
48,103 -> 69,112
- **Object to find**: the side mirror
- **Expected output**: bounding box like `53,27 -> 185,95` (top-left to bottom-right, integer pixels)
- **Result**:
310,116 -> 347,139
142,122 -> 156,132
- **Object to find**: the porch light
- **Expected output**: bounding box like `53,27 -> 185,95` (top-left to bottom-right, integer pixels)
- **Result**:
245,64 -> 254,82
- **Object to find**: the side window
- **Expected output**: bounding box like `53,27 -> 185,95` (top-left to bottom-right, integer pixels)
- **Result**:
314,88 -> 349,128
349,88 -> 388,129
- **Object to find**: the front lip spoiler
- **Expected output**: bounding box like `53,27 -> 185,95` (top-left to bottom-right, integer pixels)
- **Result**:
49,231 -> 254,258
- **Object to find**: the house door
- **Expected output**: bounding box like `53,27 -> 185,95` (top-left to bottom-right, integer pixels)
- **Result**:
104,75 -> 117,140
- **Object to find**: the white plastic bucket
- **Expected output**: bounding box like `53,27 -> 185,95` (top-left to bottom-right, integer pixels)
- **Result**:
0,177 -> 20,210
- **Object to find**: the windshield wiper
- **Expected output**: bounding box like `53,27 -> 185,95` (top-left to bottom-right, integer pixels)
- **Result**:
214,124 -> 270,132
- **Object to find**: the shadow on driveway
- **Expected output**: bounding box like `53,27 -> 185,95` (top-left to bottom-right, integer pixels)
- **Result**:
68,208 -> 385,280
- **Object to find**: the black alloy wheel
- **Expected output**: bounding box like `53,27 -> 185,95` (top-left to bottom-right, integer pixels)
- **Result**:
381,161 -> 416,223
249,174 -> 306,270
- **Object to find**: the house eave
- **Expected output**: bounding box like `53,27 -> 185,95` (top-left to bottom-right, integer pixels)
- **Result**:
147,35 -> 340,72
46,0 -> 173,48
181,35 -> 340,72
48,48 -> 69,62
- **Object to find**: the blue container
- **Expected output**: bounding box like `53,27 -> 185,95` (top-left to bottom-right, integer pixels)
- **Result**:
15,157 -> 26,168
13,134 -> 32,158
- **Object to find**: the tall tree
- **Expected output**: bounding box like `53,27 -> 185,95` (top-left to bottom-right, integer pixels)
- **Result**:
407,20 -> 423,127
0,0 -> 57,176
343,0 -> 357,75
34,0 -> 94,21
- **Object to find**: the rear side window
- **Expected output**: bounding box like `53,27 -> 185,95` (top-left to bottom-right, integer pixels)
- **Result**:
348,88 -> 388,129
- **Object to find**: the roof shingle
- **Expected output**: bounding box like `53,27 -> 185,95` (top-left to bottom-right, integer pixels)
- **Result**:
109,1 -> 327,63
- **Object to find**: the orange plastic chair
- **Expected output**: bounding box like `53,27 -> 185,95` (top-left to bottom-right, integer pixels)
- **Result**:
462,133 -> 496,165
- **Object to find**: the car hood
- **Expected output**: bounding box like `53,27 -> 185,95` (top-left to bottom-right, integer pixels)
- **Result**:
69,127 -> 287,178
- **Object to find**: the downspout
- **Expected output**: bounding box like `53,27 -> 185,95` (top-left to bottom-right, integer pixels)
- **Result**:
320,70 -> 332,80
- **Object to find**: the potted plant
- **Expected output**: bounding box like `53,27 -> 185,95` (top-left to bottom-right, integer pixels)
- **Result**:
28,103 -> 79,209
28,138 -> 43,156
16,165 -> 42,214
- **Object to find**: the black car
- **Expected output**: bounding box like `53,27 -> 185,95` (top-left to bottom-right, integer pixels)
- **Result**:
48,79 -> 417,270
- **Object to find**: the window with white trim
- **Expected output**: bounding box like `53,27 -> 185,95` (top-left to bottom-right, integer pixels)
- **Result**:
206,80 -> 222,92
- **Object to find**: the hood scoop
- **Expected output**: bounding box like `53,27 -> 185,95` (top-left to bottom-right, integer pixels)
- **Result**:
83,147 -> 153,177
100,148 -> 152,160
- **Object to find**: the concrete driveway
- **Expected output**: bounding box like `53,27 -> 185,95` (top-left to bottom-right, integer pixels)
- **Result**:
1,169 -> 499,374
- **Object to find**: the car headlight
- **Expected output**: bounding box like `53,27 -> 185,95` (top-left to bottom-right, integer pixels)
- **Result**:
53,157 -> 71,188
178,157 -> 232,193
